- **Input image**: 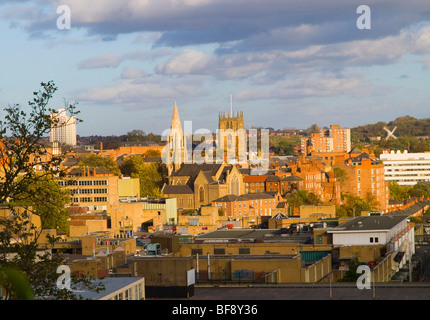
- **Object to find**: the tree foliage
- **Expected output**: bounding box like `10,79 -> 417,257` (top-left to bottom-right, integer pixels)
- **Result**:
120,155 -> 166,198
287,190 -> 321,208
78,154 -> 121,176
0,81 -> 103,299
10,174 -> 71,233
269,135 -> 301,155
336,193 -> 379,217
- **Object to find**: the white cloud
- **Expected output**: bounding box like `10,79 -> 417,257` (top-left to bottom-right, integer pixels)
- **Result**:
77,53 -> 121,69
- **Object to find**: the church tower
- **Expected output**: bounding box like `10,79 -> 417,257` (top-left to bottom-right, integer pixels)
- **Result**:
218,95 -> 246,163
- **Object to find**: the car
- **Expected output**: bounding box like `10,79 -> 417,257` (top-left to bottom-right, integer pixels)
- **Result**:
141,235 -> 148,239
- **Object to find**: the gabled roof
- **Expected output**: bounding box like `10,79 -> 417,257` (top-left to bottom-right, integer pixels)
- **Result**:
161,184 -> 194,194
213,192 -> 277,202
271,212 -> 289,220
282,175 -> 303,181
171,163 -> 222,177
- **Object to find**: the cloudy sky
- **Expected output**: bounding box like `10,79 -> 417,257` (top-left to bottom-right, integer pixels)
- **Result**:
1,0 -> 430,136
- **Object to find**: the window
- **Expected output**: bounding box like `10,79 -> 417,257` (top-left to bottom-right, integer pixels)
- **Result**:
94,180 -> 108,186
199,186 -> 205,203
214,248 -> 225,255
239,248 -> 250,254
370,237 -> 374,243
191,249 -> 203,255
375,237 -> 379,243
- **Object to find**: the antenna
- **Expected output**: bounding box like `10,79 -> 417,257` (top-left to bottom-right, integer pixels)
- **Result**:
230,93 -> 233,117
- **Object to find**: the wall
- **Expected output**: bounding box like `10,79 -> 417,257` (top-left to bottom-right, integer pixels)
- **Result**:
118,178 -> 140,198
300,205 -> 336,219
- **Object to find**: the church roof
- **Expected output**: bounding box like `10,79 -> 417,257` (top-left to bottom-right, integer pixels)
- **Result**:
171,163 -> 222,177
161,184 -> 194,194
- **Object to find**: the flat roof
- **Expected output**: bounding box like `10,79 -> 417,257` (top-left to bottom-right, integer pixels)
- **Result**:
195,229 -> 281,240
75,277 -> 144,300
327,215 -> 408,233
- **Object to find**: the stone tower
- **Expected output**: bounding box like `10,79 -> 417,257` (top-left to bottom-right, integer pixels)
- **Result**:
218,104 -> 246,163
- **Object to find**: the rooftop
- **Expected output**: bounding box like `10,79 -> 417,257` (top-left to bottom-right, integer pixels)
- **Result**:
75,277 -> 145,300
328,215 -> 408,232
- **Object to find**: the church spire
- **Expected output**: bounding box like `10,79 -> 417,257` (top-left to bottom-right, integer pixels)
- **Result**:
171,100 -> 183,136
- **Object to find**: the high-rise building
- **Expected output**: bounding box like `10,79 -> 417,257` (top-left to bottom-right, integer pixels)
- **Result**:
49,108 -> 77,146
301,124 -> 351,155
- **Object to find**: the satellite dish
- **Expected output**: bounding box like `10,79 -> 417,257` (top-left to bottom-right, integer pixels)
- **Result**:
384,126 -> 397,140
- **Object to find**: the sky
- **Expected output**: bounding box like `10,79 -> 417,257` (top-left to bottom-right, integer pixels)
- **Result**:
1,0 -> 430,137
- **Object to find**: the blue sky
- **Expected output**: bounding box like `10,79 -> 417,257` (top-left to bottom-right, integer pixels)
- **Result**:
1,0 -> 430,137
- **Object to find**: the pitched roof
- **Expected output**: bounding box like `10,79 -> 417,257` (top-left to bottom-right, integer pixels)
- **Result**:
171,163 -> 222,177
161,184 -> 194,194
282,175 -> 303,181
213,192 -> 277,202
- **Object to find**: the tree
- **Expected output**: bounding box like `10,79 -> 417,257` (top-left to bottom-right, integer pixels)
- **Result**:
126,129 -> 145,141
11,174 -> 71,233
408,182 -> 430,198
337,257 -> 361,282
333,167 -> 349,190
336,194 -> 378,217
78,154 -> 121,176
144,149 -> 161,157
287,190 -> 321,208
388,181 -> 411,201
120,155 -> 166,198
0,81 -> 103,299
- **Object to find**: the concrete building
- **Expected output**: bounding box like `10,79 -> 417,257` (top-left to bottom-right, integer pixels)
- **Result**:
49,108 -> 77,146
380,150 -> 430,186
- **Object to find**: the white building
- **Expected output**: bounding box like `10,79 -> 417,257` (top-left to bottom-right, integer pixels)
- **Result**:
380,150 -> 430,186
327,215 -> 414,271
49,108 -> 77,146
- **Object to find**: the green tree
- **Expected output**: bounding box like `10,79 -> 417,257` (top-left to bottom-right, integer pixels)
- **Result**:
408,182 -> 430,198
78,154 -> 121,176
0,81 -> 103,299
120,155 -> 166,198
126,129 -> 146,141
333,167 -> 349,190
337,257 -> 361,282
388,181 -> 411,201
11,174 -> 71,233
287,190 -> 321,208
337,194 -> 377,217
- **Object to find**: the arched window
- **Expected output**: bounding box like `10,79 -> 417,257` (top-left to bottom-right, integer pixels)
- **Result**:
199,186 -> 205,203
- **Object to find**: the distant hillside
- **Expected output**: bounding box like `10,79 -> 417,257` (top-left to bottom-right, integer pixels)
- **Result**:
351,116 -> 430,142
